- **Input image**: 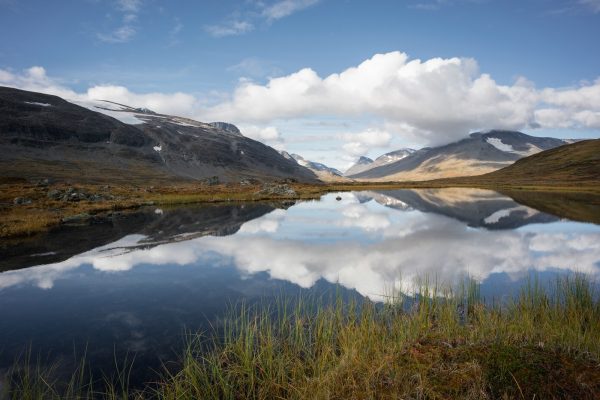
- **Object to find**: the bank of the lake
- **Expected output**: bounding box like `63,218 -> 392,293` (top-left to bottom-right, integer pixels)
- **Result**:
2,179 -> 600,240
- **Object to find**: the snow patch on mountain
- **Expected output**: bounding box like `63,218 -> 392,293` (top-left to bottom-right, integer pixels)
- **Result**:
486,137 -> 515,152
486,137 -> 542,157
24,101 -> 52,107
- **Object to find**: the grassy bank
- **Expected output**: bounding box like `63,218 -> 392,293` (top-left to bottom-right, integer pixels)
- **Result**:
0,181 -> 327,239
4,275 -> 600,399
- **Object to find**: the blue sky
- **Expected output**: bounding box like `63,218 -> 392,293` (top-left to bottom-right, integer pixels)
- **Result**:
1,0 -> 600,169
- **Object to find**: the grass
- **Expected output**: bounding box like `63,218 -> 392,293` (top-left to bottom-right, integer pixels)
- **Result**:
4,275 -> 600,399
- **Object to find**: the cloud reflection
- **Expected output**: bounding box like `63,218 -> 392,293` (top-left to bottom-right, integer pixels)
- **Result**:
1,192 -> 599,300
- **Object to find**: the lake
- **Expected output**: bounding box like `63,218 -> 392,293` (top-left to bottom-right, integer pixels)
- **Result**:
1,188 -> 599,385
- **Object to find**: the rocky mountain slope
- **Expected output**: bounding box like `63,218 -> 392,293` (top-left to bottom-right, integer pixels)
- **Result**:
348,131 -> 567,182
0,87 -> 317,184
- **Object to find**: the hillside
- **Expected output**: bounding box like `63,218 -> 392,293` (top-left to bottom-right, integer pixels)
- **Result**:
0,87 -> 317,184
477,139 -> 600,185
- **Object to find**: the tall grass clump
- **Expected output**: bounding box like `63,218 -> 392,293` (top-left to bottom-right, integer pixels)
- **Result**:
156,275 -> 600,399
4,275 -> 600,399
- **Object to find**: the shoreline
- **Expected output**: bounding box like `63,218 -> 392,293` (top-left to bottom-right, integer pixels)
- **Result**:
2,179 -> 599,240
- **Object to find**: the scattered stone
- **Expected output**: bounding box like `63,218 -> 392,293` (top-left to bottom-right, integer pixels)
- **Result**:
258,183 -> 297,196
35,178 -> 50,187
64,192 -> 90,202
240,178 -> 261,186
47,189 -> 62,200
13,197 -> 32,205
49,189 -> 113,202
88,194 -> 104,202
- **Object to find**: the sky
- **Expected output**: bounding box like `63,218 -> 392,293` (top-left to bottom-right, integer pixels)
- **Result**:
1,0 -> 599,170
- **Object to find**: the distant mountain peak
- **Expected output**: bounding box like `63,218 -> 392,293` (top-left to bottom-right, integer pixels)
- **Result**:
345,149 -> 415,177
278,151 -> 346,182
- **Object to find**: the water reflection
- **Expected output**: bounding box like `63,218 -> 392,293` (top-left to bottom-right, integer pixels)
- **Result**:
1,189 -> 599,300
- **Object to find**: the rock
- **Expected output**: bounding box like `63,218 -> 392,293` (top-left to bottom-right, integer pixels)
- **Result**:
64,192 -> 87,202
13,197 -> 32,205
240,178 -> 261,186
36,178 -> 49,187
47,189 -> 62,200
89,194 -> 104,202
336,196 -> 342,201
203,176 -> 220,186
208,122 -> 242,136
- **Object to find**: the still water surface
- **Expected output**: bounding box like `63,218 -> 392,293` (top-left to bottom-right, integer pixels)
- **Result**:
1,188 -> 599,382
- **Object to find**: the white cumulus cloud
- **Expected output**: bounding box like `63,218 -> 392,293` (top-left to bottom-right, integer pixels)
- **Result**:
201,51 -> 600,146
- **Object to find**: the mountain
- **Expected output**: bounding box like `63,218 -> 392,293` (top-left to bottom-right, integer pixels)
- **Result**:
345,149 -> 415,177
348,131 -> 567,182
0,87 -> 317,184
344,156 -> 374,176
478,139 -> 600,185
279,151 -> 349,182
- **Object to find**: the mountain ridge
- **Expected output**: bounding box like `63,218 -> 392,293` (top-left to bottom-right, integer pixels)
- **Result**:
0,86 -> 318,184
